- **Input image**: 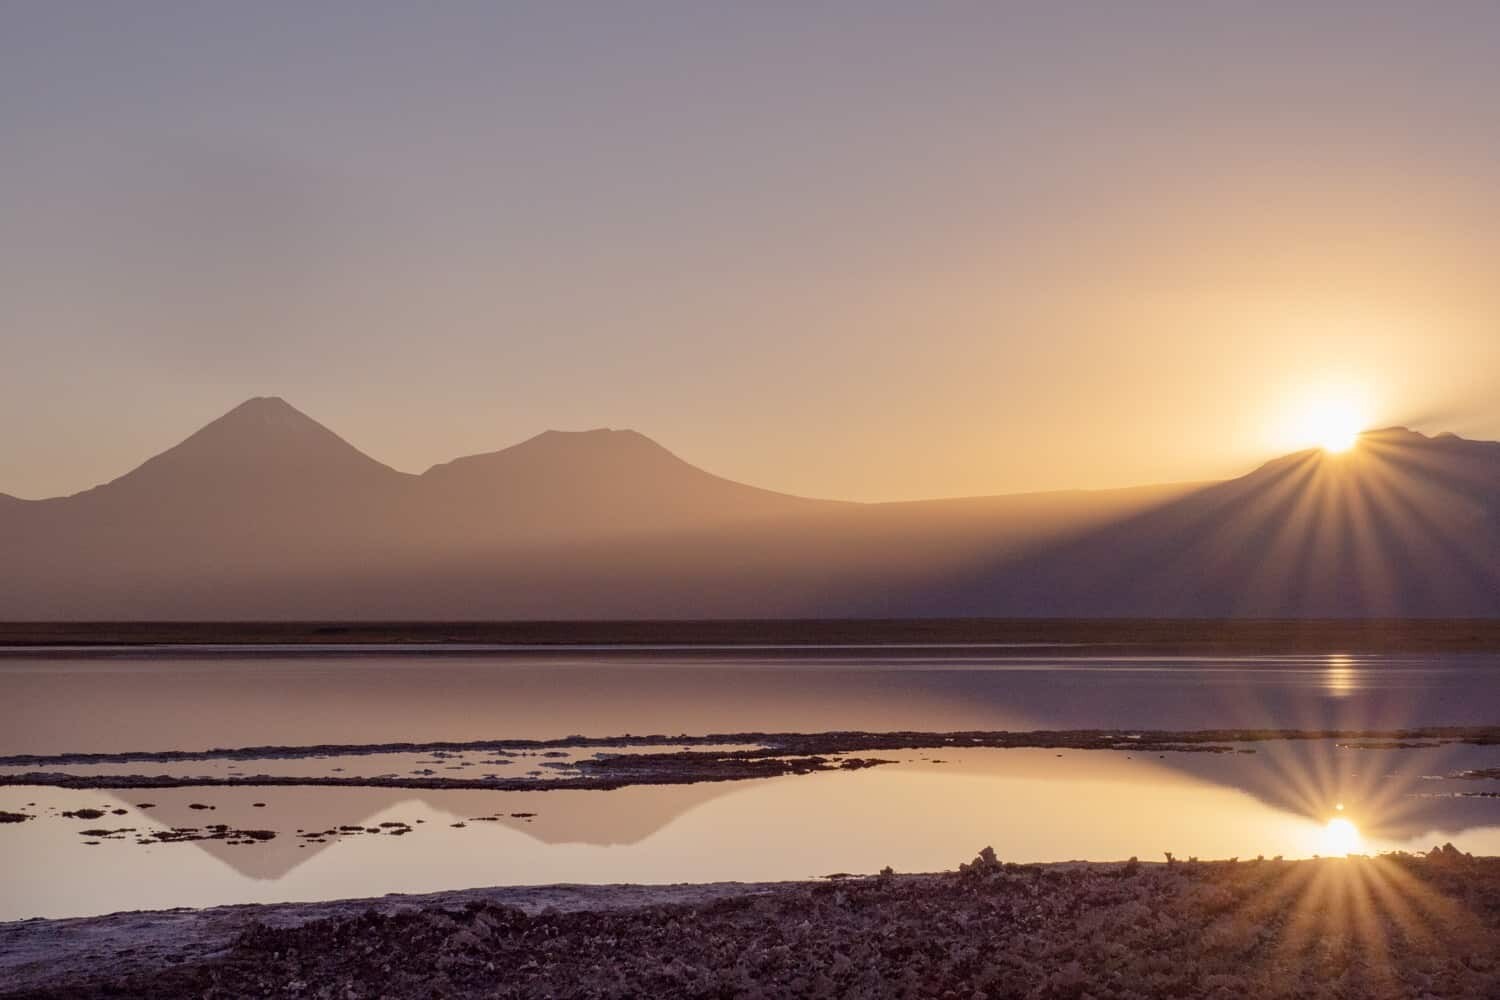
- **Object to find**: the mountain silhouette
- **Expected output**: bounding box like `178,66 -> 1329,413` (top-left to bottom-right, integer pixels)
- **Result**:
1,400 -> 1496,618
902,427 -> 1500,617
417,428 -> 843,543
104,396 -> 402,493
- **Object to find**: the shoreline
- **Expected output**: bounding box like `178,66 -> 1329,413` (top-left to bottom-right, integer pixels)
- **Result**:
0,878 -> 801,995
5,851 -> 1498,998
10,617 -> 1500,653
6,725 -> 1497,792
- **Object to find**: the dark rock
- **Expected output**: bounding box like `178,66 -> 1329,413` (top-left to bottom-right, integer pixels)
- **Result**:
959,845 -> 1003,877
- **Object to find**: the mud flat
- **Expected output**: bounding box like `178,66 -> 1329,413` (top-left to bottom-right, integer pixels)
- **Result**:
5,849 -> 1499,999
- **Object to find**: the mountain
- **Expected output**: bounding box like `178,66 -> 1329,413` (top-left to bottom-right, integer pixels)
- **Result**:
63,395 -> 410,533
0,398 -> 416,594
417,427 -> 843,543
94,395 -> 404,497
1,400 -> 1497,618
0,398 -> 855,617
904,427 -> 1500,617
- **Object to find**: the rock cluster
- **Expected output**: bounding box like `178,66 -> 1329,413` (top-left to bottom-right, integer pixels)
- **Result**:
1427,842 -> 1476,868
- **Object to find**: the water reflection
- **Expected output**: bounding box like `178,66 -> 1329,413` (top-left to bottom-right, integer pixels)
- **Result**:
5,650 -> 1499,921
4,743 -> 1498,920
1324,653 -> 1358,697
4,650 -> 1500,754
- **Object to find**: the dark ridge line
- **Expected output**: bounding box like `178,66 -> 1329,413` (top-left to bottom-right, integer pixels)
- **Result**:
0,644 -> 1096,661
4,726 -> 1497,769
10,618 -> 1500,653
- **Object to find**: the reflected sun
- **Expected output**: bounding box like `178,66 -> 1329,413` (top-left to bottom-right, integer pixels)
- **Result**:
1324,654 -> 1357,697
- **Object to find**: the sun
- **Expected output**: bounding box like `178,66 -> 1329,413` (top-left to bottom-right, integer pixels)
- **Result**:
1286,392 -> 1369,454
1317,816 -> 1364,857
1317,421 -> 1360,453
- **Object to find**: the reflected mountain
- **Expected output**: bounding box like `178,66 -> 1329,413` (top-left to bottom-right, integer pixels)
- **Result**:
101,780 -> 750,881
94,740 -> 1500,882
465,782 -> 754,848
101,786 -> 417,881
1137,739 -> 1500,845
866,743 -> 1500,847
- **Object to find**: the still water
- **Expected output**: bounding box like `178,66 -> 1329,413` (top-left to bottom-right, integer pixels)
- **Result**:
2,649 -> 1499,919
2,648 -> 1497,754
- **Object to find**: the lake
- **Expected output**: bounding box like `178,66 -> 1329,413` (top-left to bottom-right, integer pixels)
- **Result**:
3,647 -> 1499,919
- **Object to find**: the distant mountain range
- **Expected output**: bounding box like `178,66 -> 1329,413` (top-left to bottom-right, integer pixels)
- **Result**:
3,397 -> 1497,618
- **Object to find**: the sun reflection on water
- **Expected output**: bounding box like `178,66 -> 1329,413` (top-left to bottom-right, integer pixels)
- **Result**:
1323,653 -> 1357,697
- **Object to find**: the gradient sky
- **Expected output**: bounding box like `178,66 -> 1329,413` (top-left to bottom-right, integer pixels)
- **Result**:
4,2 -> 1500,502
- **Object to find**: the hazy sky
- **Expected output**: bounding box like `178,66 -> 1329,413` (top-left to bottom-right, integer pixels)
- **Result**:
4,2 -> 1499,502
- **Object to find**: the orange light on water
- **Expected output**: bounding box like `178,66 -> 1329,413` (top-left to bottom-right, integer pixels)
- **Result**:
1324,655 -> 1358,697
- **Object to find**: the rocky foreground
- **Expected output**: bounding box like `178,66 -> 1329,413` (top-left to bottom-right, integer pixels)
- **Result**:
7,849 -> 1500,999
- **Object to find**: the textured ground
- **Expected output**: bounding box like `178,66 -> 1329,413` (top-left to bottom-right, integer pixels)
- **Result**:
0,882 -> 784,995
6,848 -> 1500,999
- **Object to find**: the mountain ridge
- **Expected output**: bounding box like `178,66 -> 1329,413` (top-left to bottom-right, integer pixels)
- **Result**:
10,397 -> 1461,508
2,399 -> 1496,619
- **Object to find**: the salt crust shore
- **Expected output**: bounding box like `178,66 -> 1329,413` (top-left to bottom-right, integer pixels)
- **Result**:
6,726 -> 1497,793
0,881 -> 785,995
4,850 -> 1499,999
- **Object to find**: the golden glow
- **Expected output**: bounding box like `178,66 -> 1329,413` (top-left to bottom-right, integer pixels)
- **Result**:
1324,654 -> 1357,697
1318,816 -> 1364,857
1294,396 -> 1367,453
1268,380 -> 1376,457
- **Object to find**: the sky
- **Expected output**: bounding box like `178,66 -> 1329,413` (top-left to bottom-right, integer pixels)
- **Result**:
4,1 -> 1500,502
